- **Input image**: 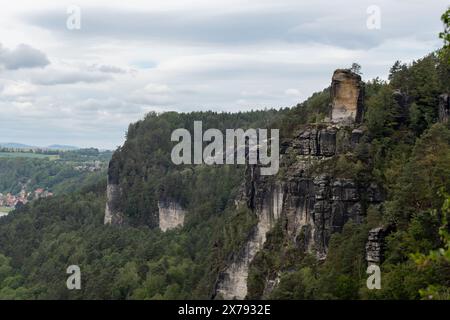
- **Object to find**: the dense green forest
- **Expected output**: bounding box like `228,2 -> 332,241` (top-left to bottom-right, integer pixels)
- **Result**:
0,8 -> 449,300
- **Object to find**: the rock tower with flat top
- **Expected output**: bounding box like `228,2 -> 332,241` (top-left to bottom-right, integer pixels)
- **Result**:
330,69 -> 364,124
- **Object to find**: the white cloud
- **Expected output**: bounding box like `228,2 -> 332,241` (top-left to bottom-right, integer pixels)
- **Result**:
284,88 -> 301,96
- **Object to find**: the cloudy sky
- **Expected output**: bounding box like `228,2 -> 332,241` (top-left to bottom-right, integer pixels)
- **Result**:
0,0 -> 447,149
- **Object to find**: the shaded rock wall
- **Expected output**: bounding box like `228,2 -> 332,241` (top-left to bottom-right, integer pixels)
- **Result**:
215,122 -> 382,299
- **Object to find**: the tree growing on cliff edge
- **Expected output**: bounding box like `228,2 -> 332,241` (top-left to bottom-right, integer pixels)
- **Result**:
350,62 -> 362,75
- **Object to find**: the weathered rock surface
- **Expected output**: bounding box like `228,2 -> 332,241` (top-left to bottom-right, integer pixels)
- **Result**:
104,156 -> 124,225
295,127 -> 337,156
104,181 -> 123,225
331,69 -> 364,124
158,199 -> 186,232
215,122 -> 382,299
215,180 -> 283,300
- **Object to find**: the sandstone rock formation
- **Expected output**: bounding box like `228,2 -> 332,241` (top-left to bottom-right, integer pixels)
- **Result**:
331,69 -> 364,124
439,93 -> 449,123
158,199 -> 186,232
366,226 -> 390,265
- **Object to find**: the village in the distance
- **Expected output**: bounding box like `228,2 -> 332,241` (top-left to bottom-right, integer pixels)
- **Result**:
0,188 -> 53,217
0,145 -> 112,217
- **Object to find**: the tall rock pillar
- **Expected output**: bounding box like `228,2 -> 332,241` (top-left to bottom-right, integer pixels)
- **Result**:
330,69 -> 364,124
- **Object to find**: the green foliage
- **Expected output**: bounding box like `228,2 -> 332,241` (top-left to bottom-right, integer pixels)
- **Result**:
411,193 -> 450,299
0,149 -> 110,195
440,8 -> 450,47
384,124 -> 450,227
0,254 -> 31,299
0,163 -> 259,299
275,88 -> 331,137
267,220 -> 371,300
388,54 -> 442,135
270,267 -> 318,299
365,86 -> 400,138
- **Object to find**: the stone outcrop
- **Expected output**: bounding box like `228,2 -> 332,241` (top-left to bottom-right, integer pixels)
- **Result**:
331,69 -> 364,124
366,226 -> 390,265
104,155 -> 124,225
295,127 -> 337,156
158,199 -> 186,232
351,129 -> 364,145
215,122 -> 383,299
104,181 -> 123,225
439,93 -> 449,123
215,180 -> 283,300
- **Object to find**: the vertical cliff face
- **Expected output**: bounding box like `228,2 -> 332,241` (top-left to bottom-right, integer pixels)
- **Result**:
104,151 -> 125,225
215,181 -> 284,300
158,199 -> 186,232
215,121 -> 382,299
331,69 -> 364,124
366,226 -> 391,265
249,127 -> 381,257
